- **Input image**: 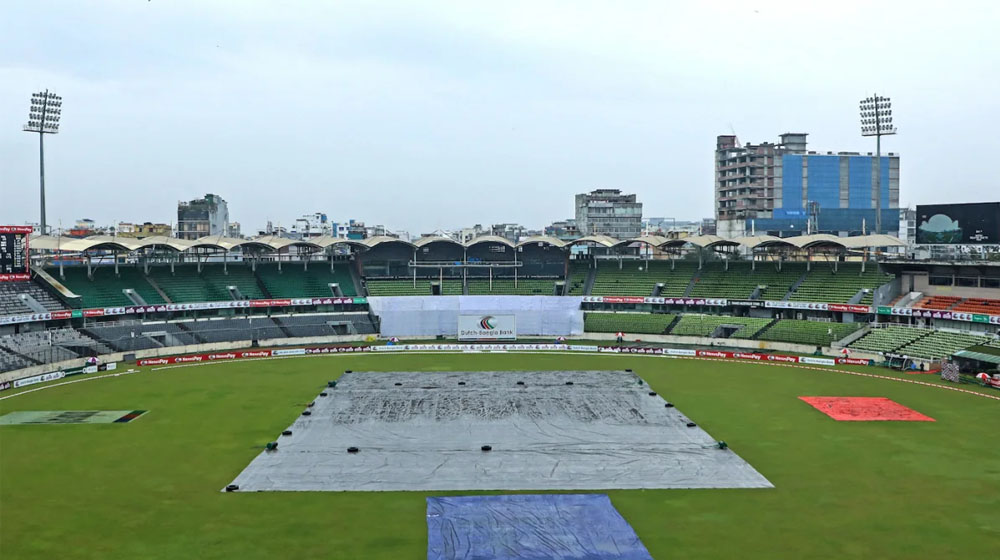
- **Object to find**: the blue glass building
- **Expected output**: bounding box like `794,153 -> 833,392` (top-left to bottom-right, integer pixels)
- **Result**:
716,133 -> 899,238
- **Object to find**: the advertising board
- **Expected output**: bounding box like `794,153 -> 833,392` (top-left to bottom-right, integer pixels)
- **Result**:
0,225 -> 32,282
916,202 -> 1000,244
457,314 -> 517,341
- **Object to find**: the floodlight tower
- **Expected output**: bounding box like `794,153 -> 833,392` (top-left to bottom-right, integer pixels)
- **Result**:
23,90 -> 63,235
859,94 -> 895,235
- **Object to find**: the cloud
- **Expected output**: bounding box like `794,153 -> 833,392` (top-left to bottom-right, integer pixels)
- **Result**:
1,0 -> 998,234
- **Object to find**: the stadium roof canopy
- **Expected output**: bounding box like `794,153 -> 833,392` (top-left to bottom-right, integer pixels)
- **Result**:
662,235 -> 739,249
35,235 -> 143,252
251,235 -> 322,250
130,236 -> 194,252
465,235 -> 515,248
616,235 -> 671,248
307,235 -> 367,248
839,234 -> 908,249
731,235 -> 797,249
185,235 -> 274,251
360,235 -> 416,249
412,236 -> 460,248
567,235 -> 621,248
516,236 -> 568,248
29,232 -> 907,254
27,235 -> 73,251
783,234 -> 845,249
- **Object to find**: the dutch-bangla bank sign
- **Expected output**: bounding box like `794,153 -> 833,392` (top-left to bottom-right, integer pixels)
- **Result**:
458,314 -> 516,341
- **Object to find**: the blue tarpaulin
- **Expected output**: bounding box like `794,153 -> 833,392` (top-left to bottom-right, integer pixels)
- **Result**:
426,494 -> 653,560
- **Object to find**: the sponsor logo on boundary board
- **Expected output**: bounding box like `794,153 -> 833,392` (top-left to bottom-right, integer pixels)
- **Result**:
0,297 -> 368,327
132,345 -> 873,368
457,314 -> 516,341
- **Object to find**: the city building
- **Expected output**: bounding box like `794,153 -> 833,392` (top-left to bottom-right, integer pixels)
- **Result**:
898,208 -> 916,246
715,133 -> 900,238
544,219 -> 580,241
457,225 -> 486,244
67,218 -> 100,238
176,194 -> 229,240
116,222 -> 172,238
491,223 -> 527,244
291,213 -> 331,238
574,189 -> 643,239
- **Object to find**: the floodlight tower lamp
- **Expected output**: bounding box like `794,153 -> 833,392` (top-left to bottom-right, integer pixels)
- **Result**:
23,90 -> 62,235
859,94 -> 896,235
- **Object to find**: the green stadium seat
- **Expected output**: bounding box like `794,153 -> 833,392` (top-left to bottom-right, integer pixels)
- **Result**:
584,312 -> 676,335
790,263 -> 892,304
256,263 -> 357,297
590,261 -> 696,297
849,326 -> 928,354
687,262 -> 804,301
467,278 -> 556,296
566,262 -> 590,295
147,265 -> 264,303
53,266 -> 166,308
668,314 -> 771,338
758,319 -> 862,347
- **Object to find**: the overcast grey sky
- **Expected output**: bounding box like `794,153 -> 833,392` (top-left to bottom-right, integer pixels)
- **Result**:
2,0 -> 998,235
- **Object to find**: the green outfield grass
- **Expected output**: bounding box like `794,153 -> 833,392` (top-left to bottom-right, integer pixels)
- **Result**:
1,352 -> 998,559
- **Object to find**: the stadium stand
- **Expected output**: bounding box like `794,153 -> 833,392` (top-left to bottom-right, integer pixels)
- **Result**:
687,262 -> 804,301
951,297 -> 1000,315
589,263 -> 656,296
365,279 -> 434,296
914,296 -> 961,310
0,280 -> 64,314
439,279 -> 464,295
256,264 -> 357,297
147,265 -> 264,302
566,261 -> 590,295
79,313 -> 377,355
758,319 -> 863,347
0,345 -> 34,372
584,312 -> 676,334
0,328 -> 112,367
668,314 -> 771,339
895,330 -> 991,360
467,278 -> 556,296
849,326 -> 929,354
54,267 -> 165,308
83,321 -> 198,351
274,313 -> 376,336
590,261 -> 696,297
789,263 -> 893,304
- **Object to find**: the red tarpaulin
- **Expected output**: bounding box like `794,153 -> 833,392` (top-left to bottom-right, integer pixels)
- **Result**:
798,396 -> 935,421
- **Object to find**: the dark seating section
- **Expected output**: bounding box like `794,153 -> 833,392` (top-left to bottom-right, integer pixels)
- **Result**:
0,346 -> 33,372
566,261 -> 590,295
83,322 -> 198,351
275,313 -> 377,336
0,280 -> 66,314
0,328 -> 112,371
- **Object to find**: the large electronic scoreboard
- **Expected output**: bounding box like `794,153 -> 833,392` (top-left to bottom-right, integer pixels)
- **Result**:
0,226 -> 32,281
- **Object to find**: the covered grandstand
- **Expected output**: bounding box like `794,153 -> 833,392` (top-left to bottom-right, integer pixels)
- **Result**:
2,231 -> 999,378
